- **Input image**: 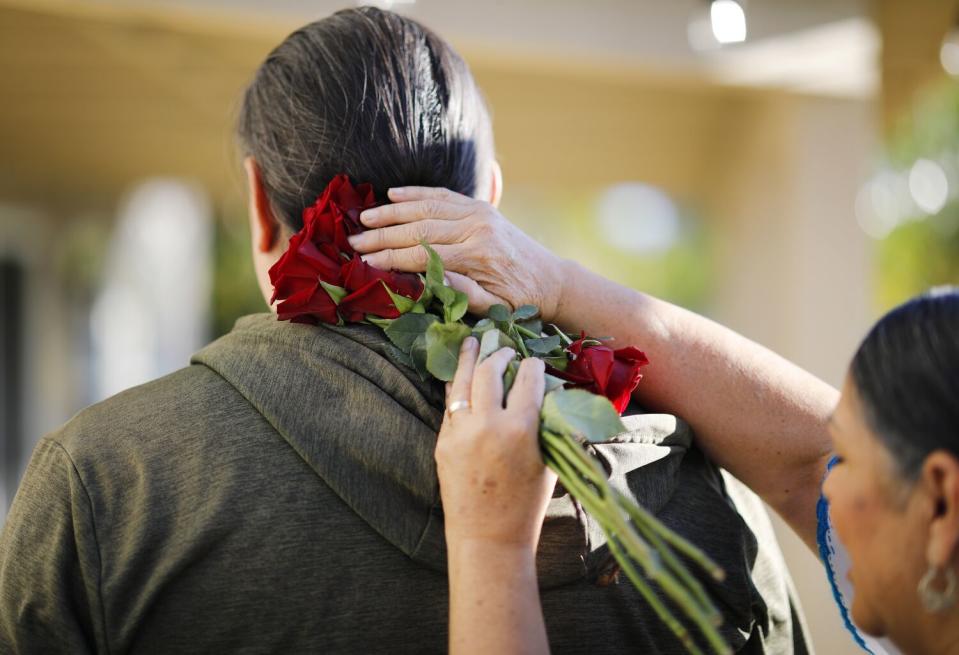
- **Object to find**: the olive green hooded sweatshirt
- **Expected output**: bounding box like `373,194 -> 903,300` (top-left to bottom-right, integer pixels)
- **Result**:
0,314 -> 810,654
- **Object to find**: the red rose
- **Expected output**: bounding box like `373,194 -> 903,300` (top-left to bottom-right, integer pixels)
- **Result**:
338,256 -> 423,322
550,334 -> 649,414
269,174 -> 422,325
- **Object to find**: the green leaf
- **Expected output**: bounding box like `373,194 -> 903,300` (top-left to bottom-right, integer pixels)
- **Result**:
543,355 -> 569,371
525,335 -> 562,354
517,318 -> 543,335
410,333 -> 430,381
478,328 -> 517,363
540,389 -> 626,443
423,242 -> 445,290
383,282 -> 417,314
415,273 -> 433,307
543,373 -> 566,393
471,319 -> 497,342
384,344 -> 413,369
488,304 -> 511,323
320,281 -> 348,305
425,322 -> 472,381
421,241 -> 465,320
503,360 -> 519,395
366,316 -> 394,330
384,313 -> 439,352
512,304 -> 539,320
448,289 -> 469,323
433,283 -> 456,308
472,318 -> 495,332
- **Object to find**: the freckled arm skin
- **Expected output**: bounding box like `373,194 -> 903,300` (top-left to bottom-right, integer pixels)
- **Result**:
447,542 -> 550,655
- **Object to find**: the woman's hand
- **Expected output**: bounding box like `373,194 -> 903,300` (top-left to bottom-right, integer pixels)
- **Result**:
436,337 -> 557,551
351,187 -> 568,321
438,337 -> 555,655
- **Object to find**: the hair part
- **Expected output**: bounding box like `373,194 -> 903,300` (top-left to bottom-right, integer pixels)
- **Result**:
236,6 -> 493,231
851,286 -> 959,480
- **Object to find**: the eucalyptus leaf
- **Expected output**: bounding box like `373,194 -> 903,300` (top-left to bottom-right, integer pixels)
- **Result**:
478,328 -> 517,363
320,281 -> 348,305
512,304 -> 539,320
385,312 -> 439,352
525,335 -> 562,355
488,304 -> 511,323
425,322 -> 472,381
541,389 -> 625,443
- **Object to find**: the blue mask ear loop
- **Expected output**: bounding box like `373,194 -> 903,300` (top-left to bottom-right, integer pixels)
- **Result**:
816,455 -> 875,654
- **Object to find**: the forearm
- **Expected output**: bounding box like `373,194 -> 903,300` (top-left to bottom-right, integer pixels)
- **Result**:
447,541 -> 550,655
553,259 -> 836,551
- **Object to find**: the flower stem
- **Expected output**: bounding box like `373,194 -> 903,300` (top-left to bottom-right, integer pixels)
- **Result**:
514,324 -> 542,340
606,534 -> 703,655
616,491 -> 726,583
541,430 -> 731,654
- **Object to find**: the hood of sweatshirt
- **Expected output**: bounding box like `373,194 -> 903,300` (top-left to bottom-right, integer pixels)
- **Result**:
192,313 -> 774,640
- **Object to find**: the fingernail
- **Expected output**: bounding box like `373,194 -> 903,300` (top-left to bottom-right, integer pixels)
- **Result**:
347,234 -> 363,248
461,336 -> 477,353
360,208 -> 380,226
388,187 -> 408,199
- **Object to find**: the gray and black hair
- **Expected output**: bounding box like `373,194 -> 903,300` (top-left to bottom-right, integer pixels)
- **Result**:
236,6 -> 493,231
851,286 -> 959,479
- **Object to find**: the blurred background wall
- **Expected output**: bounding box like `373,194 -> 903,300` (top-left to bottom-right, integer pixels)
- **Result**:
1,0 -> 958,652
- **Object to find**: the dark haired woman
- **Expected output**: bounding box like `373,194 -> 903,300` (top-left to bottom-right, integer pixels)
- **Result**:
0,7 -> 806,654
353,186 -> 959,654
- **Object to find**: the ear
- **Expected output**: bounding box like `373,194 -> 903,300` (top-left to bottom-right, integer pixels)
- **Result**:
487,159 -> 503,208
244,156 -> 280,253
922,451 -> 959,569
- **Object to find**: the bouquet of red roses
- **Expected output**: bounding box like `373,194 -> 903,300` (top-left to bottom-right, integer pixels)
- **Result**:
270,175 -> 730,655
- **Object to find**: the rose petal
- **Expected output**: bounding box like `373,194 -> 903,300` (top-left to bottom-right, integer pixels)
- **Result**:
276,283 -> 340,325
338,279 -> 401,322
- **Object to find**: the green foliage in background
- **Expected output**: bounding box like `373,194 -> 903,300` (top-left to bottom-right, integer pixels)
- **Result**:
879,81 -> 959,310
211,214 -> 266,338
504,189 -> 712,315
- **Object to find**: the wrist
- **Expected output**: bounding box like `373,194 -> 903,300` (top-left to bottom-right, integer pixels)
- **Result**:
447,536 -> 538,566
545,256 -> 576,325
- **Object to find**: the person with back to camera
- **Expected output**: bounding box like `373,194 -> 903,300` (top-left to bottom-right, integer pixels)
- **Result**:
0,7 -> 807,654
352,180 -> 959,654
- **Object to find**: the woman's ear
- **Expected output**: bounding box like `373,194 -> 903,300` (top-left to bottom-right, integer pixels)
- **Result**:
244,156 -> 280,253
922,451 -> 959,570
488,160 -> 503,208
